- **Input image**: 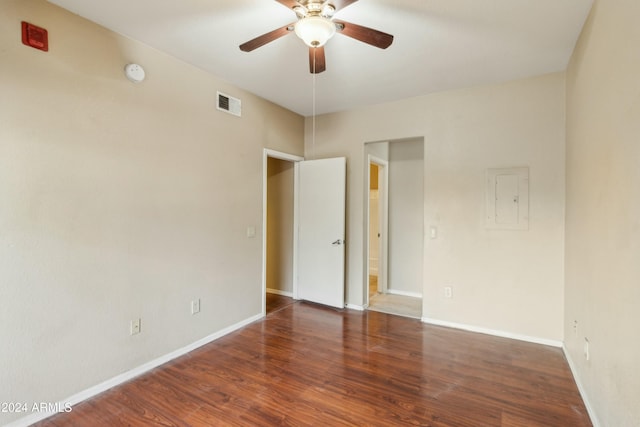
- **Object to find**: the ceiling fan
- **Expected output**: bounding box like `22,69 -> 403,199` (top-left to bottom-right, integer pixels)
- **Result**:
239,0 -> 394,74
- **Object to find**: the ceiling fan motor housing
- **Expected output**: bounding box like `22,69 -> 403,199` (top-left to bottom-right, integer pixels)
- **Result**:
295,1 -> 336,18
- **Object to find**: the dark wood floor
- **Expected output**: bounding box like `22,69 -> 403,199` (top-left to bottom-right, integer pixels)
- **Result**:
266,292 -> 295,315
35,302 -> 592,426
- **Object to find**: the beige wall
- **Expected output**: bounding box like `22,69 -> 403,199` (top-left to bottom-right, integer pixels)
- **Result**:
305,72 -> 566,342
0,0 -> 303,424
266,157 -> 294,294
565,0 -> 640,425
388,139 -> 424,296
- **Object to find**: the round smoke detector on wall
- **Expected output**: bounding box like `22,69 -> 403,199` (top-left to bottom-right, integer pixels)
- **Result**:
124,63 -> 145,83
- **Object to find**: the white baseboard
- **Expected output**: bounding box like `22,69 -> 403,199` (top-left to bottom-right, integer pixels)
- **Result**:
7,313 -> 264,427
387,289 -> 422,298
421,317 -> 563,348
266,288 -> 293,297
562,345 -> 601,427
345,303 -> 365,311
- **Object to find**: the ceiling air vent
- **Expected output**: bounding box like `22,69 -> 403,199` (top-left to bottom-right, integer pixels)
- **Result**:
217,91 -> 241,117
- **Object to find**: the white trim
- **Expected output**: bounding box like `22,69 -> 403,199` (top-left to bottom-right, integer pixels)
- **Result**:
563,345 -> 601,427
264,149 -> 305,162
262,149 -> 304,316
345,303 -> 366,311
421,317 -> 563,348
7,313 -> 264,427
387,289 -> 422,298
292,162 -> 300,300
266,288 -> 293,297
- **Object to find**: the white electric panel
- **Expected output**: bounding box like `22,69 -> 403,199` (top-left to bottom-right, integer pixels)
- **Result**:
486,167 -> 529,230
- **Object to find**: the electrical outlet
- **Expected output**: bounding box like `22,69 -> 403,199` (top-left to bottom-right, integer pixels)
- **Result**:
130,318 -> 141,335
444,286 -> 453,299
191,298 -> 201,315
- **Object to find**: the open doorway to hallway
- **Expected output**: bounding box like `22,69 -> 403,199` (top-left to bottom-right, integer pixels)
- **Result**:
368,160 -> 386,298
365,138 -> 424,319
263,149 -> 347,314
263,150 -> 301,315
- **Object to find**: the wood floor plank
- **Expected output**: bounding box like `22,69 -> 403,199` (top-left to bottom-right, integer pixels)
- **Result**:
34,301 -> 592,426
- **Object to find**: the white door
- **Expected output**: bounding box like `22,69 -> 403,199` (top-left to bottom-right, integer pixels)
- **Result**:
295,157 -> 346,308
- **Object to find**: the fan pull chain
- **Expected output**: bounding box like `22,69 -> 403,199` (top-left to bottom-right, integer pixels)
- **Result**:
311,48 -> 317,158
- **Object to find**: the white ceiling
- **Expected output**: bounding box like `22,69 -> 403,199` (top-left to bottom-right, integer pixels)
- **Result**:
48,0 -> 593,117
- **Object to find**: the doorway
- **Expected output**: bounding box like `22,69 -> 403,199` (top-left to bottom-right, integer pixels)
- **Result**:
365,139 -> 424,319
262,150 -> 347,314
263,149 -> 302,315
367,157 -> 388,301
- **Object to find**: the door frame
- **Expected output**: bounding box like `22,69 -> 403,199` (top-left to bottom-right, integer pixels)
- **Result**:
262,149 -> 304,316
366,155 -> 389,307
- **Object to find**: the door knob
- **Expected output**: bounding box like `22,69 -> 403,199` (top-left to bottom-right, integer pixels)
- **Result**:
332,239 -> 345,245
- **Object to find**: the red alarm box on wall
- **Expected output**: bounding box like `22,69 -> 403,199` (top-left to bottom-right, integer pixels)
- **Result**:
22,21 -> 48,52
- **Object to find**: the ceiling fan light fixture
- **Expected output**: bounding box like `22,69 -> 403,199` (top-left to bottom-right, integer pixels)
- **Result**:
321,4 -> 336,17
294,16 -> 336,47
293,5 -> 308,18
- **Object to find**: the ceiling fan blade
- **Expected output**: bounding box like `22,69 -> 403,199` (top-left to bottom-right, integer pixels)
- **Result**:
334,19 -> 394,49
331,0 -> 359,12
239,23 -> 295,52
309,46 -> 326,74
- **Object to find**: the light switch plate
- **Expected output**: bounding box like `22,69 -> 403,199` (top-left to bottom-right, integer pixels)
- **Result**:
130,318 -> 141,335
